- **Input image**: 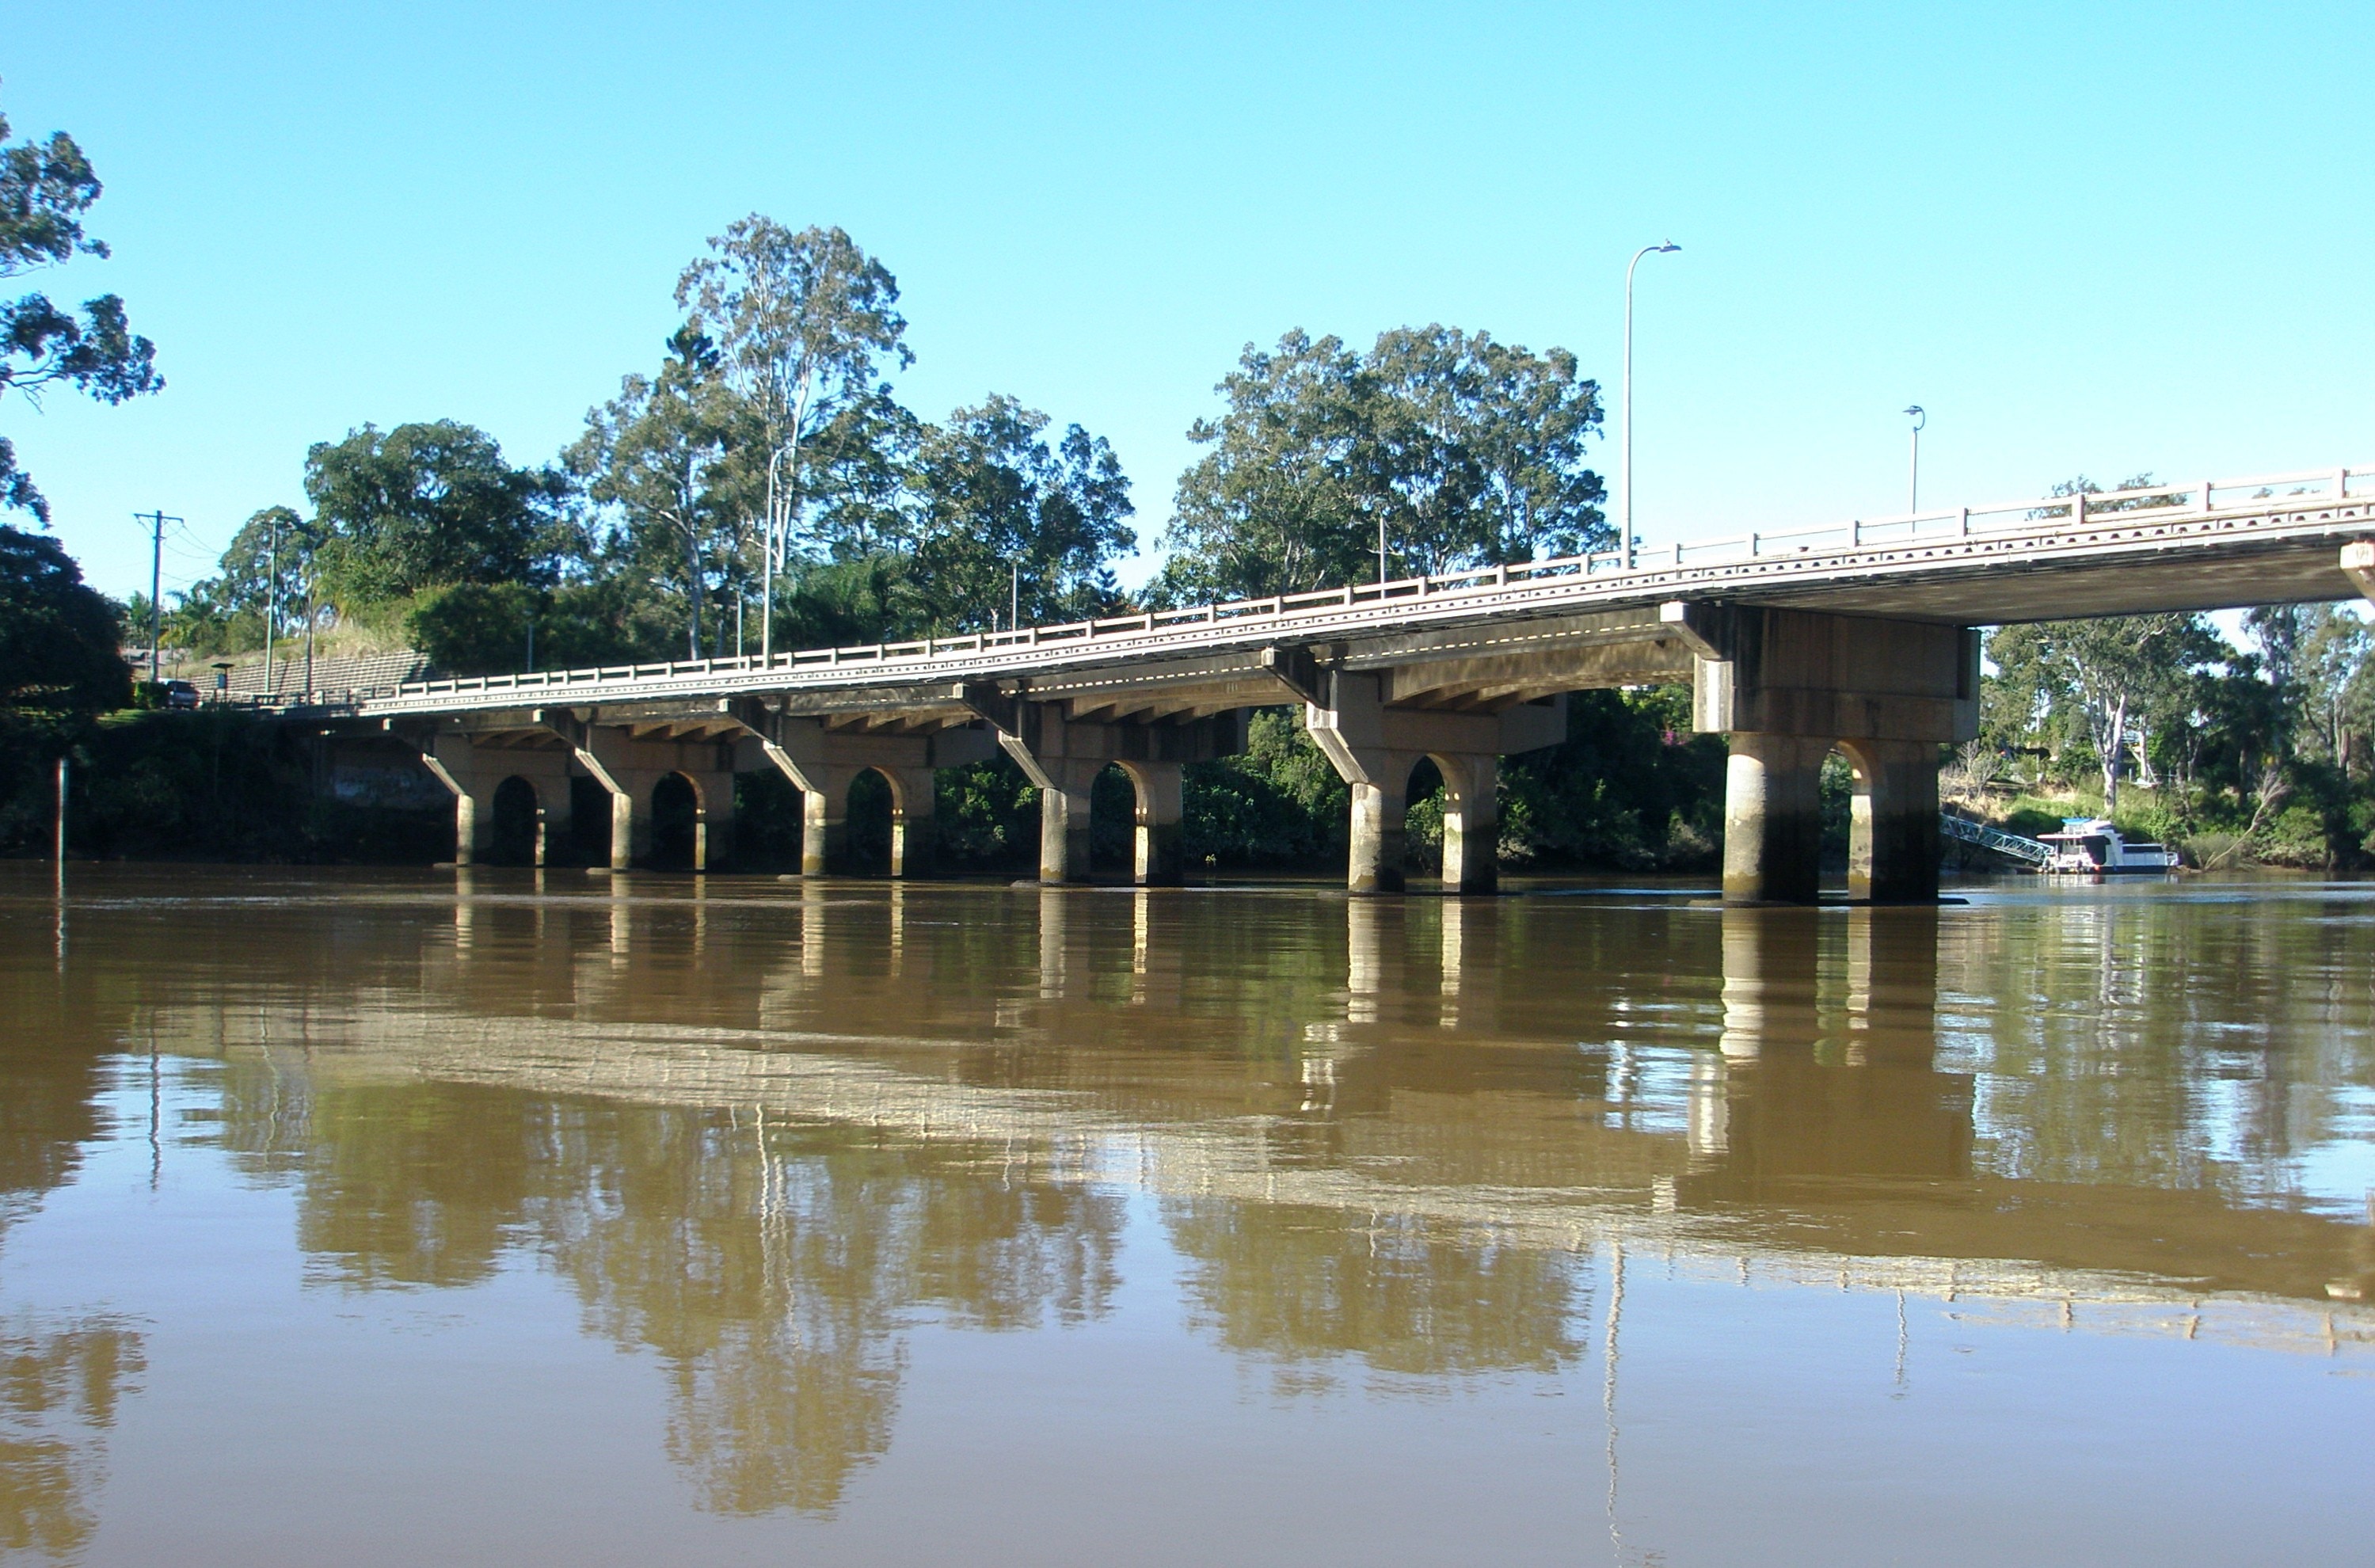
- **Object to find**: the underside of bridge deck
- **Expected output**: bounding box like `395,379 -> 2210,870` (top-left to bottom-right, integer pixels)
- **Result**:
359,591 -> 2031,903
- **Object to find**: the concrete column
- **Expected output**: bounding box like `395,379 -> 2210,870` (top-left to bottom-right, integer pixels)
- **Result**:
1347,774 -> 1409,896
1722,733 -> 1828,904
609,785 -> 641,872
1437,752 -> 1499,895
1038,762 -> 1097,885
452,791 -> 480,867
801,768 -> 856,877
1845,740 -> 1940,904
888,767 -> 937,879
685,770 -> 733,873
1129,761 -> 1185,886
2344,540 -> 2374,603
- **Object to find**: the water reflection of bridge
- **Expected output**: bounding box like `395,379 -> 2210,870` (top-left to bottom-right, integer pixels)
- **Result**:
161,875 -> 2375,1340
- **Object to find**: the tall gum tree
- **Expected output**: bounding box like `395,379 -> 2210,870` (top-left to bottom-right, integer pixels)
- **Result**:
672,219 -> 912,630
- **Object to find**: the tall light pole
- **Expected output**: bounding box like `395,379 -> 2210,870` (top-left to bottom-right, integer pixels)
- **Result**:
1622,242 -> 1680,570
1903,405 -> 1926,513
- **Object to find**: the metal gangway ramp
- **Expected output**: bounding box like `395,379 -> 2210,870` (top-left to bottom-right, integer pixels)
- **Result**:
1941,813 -> 2051,867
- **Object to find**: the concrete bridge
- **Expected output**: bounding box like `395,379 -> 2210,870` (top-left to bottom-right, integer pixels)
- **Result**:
315,464 -> 2375,904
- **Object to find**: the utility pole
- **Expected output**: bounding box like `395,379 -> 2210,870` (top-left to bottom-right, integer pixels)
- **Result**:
136,509 -> 181,686
1011,562 -> 1020,630
264,511 -> 280,696
302,522 -> 318,701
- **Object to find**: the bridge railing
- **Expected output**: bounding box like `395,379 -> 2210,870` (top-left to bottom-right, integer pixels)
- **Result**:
357,462 -> 2364,707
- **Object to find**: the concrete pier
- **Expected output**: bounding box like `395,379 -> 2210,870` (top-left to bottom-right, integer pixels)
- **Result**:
1674,604 -> 1977,904
995,703 -> 1231,885
1304,670 -> 1561,896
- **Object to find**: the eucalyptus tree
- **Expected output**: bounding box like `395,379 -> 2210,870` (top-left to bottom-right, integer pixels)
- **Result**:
569,327 -> 738,657
1159,331 -> 1372,603
905,395 -> 1134,632
1364,325 -> 1606,575
1158,326 -> 1604,603
1987,613 -> 2228,814
673,218 -> 912,649
0,94 -> 163,524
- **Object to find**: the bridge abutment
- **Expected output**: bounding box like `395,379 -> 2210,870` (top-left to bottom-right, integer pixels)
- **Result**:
1671,604 -> 1977,905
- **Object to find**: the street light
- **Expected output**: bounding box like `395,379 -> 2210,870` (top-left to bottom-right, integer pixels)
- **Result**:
1623,242 -> 1680,570
1903,405 -> 1927,513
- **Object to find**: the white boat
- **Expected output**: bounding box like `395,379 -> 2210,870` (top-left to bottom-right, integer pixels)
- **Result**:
2037,817 -> 2181,874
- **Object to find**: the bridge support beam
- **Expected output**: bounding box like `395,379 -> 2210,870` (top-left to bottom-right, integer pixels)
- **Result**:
995,703 -> 1237,885
528,712 -> 737,871
1721,734 -> 1826,905
1671,603 -> 1977,905
394,731 -> 576,868
1844,740 -> 1942,904
747,713 -> 990,877
2345,540 -> 2375,604
1304,672 -> 1561,895
887,767 -> 938,879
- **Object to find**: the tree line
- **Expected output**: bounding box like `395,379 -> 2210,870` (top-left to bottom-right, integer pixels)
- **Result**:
133,217 -> 1607,679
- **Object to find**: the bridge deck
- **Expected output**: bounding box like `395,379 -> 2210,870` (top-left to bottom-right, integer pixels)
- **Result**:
282,464 -> 2369,720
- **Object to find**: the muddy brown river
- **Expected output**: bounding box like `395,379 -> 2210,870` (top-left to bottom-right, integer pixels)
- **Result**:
2,863 -> 2369,1564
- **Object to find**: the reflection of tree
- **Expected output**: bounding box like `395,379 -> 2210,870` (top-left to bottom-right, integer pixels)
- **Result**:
1163,1199 -> 1580,1379
231,1071 -> 1125,1518
534,1110 -> 1123,1515
286,1082 -> 543,1289
0,1315 -> 145,1559
1958,896 -> 2375,1207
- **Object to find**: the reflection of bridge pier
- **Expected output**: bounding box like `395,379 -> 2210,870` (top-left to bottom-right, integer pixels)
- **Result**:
1692,904 -> 1973,1201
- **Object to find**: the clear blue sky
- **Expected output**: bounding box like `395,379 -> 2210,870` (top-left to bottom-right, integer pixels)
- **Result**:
8,1 -> 2373,600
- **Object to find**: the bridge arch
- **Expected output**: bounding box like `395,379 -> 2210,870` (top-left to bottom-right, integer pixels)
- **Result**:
489,774 -> 544,866
649,771 -> 705,871
1402,751 -> 1498,894
843,767 -> 896,876
1832,738 -> 1939,904
1106,760 -> 1187,884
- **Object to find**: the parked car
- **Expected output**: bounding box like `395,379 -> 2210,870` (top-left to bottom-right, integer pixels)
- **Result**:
161,679 -> 200,710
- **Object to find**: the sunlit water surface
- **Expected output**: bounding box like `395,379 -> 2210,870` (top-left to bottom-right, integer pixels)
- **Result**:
2,863 -> 2370,1565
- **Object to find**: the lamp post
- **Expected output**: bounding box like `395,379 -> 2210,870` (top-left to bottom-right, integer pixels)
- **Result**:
1904,405 -> 1926,512
1622,242 -> 1680,570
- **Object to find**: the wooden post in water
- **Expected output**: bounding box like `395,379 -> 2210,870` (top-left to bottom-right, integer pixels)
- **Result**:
54,756 -> 67,865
